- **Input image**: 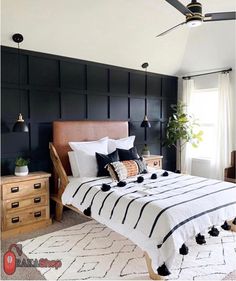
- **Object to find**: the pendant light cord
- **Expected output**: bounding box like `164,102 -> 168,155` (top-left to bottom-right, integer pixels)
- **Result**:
17,42 -> 21,116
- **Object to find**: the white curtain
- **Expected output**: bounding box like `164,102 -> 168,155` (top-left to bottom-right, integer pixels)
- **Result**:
211,72 -> 233,180
180,78 -> 194,174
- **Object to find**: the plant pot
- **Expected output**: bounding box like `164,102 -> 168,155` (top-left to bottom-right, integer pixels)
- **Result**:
141,148 -> 150,156
15,165 -> 29,176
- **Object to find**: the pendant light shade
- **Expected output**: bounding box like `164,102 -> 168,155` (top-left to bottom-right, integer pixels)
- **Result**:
13,113 -> 29,132
140,115 -> 151,128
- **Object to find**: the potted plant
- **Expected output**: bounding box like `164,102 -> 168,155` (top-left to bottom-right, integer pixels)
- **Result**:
141,144 -> 151,156
15,157 -> 30,176
165,102 -> 203,172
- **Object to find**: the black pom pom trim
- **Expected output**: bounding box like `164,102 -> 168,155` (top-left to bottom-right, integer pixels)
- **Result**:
142,169 -> 148,174
101,183 -> 111,192
137,176 -> 144,183
221,221 -> 231,231
157,263 -> 171,276
83,206 -> 91,217
117,181 -> 127,187
195,233 -> 206,245
162,171 -> 169,177
208,226 -> 219,237
232,218 -> 236,225
151,173 -> 157,179
175,169 -> 181,174
179,243 -> 189,255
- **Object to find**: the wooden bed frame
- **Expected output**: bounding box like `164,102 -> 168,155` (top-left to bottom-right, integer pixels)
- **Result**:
49,120 -> 235,280
49,120 -> 163,280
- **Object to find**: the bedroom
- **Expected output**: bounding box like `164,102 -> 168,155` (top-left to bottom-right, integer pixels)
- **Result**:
1,0 -> 236,280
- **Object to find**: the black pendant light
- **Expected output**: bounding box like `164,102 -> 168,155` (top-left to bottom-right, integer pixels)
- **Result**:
12,33 -> 29,133
12,113 -> 29,132
140,62 -> 151,129
140,62 -> 151,156
141,115 -> 151,128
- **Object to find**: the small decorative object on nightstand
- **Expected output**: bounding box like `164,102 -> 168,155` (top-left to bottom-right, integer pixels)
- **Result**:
143,155 -> 163,169
14,157 -> 29,176
1,171 -> 52,239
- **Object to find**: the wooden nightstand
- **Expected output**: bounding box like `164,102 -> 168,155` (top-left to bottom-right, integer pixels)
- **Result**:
143,155 -> 163,169
1,171 -> 52,239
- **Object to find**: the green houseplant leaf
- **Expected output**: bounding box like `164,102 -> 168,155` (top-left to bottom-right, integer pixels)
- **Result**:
15,157 -> 30,167
165,102 -> 203,172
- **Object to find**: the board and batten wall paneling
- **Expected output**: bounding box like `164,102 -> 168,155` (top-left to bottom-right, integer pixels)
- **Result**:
1,46 -> 178,175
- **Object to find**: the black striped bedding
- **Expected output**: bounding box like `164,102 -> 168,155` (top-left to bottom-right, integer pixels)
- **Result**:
62,170 -> 236,274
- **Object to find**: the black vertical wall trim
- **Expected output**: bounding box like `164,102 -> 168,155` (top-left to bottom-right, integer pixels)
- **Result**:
27,89 -> 30,119
108,96 -> 110,119
128,72 -> 131,94
85,94 -> 88,120
84,64 -> 88,90
58,61 -> 62,119
26,55 -> 30,85
1,46 -> 177,175
128,97 -> 131,119
28,123 -> 32,153
59,92 -> 62,119
85,64 -> 88,119
107,69 -> 110,93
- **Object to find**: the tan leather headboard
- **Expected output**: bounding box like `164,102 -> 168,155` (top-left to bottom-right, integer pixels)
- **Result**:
53,121 -> 129,175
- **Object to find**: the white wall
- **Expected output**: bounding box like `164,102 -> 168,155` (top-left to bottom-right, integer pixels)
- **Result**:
1,0 -> 235,76
1,0 -> 189,75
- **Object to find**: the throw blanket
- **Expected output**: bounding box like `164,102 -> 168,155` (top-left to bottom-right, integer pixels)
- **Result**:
62,171 -> 236,275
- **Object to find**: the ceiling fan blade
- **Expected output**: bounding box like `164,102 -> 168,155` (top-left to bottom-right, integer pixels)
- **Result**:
204,12 -> 236,22
165,0 -> 193,16
156,22 -> 186,37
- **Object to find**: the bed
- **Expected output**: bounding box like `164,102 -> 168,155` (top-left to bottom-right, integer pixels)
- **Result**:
49,120 -> 236,280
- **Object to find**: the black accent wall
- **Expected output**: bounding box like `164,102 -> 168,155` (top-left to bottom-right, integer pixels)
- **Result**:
1,46 -> 177,175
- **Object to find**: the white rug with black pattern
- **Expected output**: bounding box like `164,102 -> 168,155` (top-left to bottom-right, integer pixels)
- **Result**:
19,221 -> 236,280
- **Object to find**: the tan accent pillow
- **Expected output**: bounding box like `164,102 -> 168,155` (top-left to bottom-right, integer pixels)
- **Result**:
106,160 -> 139,181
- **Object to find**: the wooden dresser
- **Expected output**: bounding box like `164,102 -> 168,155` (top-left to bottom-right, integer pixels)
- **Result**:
143,155 -> 163,169
1,172 -> 52,239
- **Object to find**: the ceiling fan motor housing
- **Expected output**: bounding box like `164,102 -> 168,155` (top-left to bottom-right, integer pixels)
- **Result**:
186,0 -> 203,26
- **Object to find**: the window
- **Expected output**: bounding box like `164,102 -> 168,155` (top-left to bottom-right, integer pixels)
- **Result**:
190,88 -> 218,159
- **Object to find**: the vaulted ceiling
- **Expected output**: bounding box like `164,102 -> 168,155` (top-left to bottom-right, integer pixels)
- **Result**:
1,0 -> 236,76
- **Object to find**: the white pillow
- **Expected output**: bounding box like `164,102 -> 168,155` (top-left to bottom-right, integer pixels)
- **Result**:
69,137 -> 108,153
108,136 -> 135,153
68,151 -> 80,177
74,150 -> 100,177
69,137 -> 108,177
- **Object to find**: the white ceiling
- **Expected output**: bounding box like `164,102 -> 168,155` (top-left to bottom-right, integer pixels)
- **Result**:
1,0 -> 236,76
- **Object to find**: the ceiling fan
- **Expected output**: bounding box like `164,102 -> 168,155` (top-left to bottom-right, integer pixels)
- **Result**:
156,0 -> 236,37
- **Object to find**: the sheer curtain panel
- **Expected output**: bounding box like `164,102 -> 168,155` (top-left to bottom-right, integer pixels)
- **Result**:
180,78 -> 194,174
211,72 -> 233,180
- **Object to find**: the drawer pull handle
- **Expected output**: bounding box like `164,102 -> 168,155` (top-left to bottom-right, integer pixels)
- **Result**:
12,217 -> 19,223
34,211 -> 41,218
11,202 -> 19,208
34,197 -> 41,203
11,186 -> 19,193
34,183 -> 41,189
154,161 -> 158,166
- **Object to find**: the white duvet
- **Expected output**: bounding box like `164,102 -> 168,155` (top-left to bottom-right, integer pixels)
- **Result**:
62,170 -> 236,274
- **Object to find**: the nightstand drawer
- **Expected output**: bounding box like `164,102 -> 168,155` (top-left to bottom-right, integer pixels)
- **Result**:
4,194 -> 48,212
143,155 -> 163,170
145,159 -> 162,169
2,178 -> 47,200
4,206 -> 49,230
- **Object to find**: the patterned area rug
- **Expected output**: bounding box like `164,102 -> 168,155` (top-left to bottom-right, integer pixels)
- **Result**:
19,221 -> 236,280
